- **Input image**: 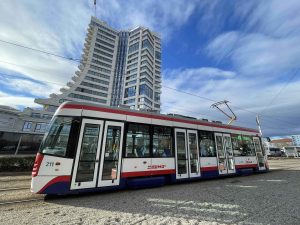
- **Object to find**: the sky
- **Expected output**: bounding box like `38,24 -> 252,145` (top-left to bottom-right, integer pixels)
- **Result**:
0,0 -> 300,137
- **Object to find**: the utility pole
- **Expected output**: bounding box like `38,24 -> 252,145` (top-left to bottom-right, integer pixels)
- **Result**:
211,100 -> 237,125
256,114 -> 263,136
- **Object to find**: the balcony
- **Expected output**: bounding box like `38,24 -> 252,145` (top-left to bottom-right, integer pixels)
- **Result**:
67,82 -> 74,87
83,47 -> 89,54
60,87 -> 68,93
78,64 -> 84,71
84,42 -> 91,50
75,71 -> 81,76
72,76 -> 79,82
85,36 -> 92,44
50,93 -> 58,98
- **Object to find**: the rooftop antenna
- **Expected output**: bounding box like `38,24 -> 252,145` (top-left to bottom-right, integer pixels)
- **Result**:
211,100 -> 237,125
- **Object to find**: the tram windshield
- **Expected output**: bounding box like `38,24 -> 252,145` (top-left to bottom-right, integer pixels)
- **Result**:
39,116 -> 73,157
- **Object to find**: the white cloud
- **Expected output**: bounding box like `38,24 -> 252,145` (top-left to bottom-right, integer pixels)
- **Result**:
0,91 -> 39,108
162,67 -> 300,137
0,76 -> 61,98
99,0 -> 198,41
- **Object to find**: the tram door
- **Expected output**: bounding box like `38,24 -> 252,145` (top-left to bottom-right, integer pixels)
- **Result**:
71,119 -> 104,190
253,137 -> 266,170
97,121 -> 124,187
175,129 -> 201,179
215,133 -> 236,175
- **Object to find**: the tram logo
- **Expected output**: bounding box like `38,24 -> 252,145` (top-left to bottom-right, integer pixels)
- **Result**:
147,164 -> 166,170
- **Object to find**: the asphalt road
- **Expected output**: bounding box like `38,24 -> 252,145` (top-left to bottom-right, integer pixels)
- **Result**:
0,159 -> 299,225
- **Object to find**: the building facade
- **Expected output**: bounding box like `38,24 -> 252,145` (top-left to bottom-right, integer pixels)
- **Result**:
35,16 -> 161,112
0,105 -> 52,154
269,138 -> 293,149
291,135 -> 300,146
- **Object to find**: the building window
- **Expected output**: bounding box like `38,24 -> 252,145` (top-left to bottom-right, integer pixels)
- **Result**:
125,124 -> 150,157
23,121 -> 32,132
153,126 -> 173,157
31,113 -> 41,118
128,42 -> 139,54
68,93 -> 107,104
124,86 -> 136,98
154,92 -> 160,102
35,123 -> 47,133
125,80 -> 137,86
198,131 -> 216,157
139,84 -> 153,99
142,39 -> 154,55
155,51 -> 161,60
42,114 -> 53,119
124,99 -> 135,104
139,97 -> 152,106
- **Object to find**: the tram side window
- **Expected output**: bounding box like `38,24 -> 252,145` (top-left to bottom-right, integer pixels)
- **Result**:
231,134 -> 243,156
232,134 -> 256,156
198,131 -> 216,157
125,124 -> 150,157
153,126 -> 173,157
39,117 -> 73,157
242,136 -> 256,156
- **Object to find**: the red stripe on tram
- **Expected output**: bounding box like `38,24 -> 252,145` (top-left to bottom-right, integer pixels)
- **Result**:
235,164 -> 257,169
121,169 -> 176,178
201,166 -> 218,172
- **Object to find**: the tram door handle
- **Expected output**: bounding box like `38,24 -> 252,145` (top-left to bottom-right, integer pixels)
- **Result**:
95,159 -> 99,163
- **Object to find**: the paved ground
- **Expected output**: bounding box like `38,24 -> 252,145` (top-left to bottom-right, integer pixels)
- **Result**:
0,159 -> 299,225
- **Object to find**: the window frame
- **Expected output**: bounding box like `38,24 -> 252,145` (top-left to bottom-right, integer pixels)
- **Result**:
22,121 -> 32,132
39,116 -> 81,159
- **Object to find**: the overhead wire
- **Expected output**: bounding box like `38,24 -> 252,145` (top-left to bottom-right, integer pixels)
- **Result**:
0,39 -> 80,62
0,38 -> 297,128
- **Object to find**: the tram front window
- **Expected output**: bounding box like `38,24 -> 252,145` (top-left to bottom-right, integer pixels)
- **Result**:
39,116 -> 73,157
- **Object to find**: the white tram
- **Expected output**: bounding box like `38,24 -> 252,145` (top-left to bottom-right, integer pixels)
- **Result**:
31,102 -> 268,194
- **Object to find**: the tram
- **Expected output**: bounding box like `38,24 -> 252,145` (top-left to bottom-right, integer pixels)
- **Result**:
31,102 -> 268,194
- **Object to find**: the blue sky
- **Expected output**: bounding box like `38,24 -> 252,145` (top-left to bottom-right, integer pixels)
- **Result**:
0,0 -> 300,137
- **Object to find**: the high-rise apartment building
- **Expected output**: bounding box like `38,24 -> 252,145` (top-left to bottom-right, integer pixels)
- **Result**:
35,16 -> 161,112
291,135 -> 300,146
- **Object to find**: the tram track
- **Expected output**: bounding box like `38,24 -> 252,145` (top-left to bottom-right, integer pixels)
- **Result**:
0,187 -> 30,192
0,197 -> 44,206
0,178 -> 31,183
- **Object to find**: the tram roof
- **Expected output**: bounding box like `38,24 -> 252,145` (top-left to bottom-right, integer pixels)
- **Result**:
59,101 -> 259,134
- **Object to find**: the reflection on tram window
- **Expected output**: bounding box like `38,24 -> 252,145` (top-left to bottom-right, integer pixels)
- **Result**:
125,124 -> 150,157
176,132 -> 187,174
242,136 -> 256,156
39,116 -> 73,157
76,123 -> 100,182
102,126 -> 121,180
198,131 -> 216,157
153,126 -> 173,157
231,134 -> 256,156
188,133 -> 199,173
